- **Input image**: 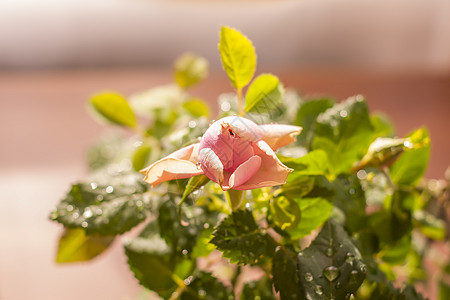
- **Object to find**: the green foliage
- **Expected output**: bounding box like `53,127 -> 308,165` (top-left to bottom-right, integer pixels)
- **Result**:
297,221 -> 366,300
174,53 -> 209,89
56,228 -> 114,263
50,27 -> 444,300
211,209 -> 276,265
50,172 -> 148,236
219,26 -> 256,90
245,73 -> 283,113
90,92 -> 136,127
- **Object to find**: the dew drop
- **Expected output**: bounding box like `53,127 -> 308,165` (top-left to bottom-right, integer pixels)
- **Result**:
198,290 -> 206,297
326,247 -> 333,257
183,278 -> 190,285
304,272 -> 314,282
356,170 -> 367,180
90,182 -> 98,190
349,188 -> 355,195
72,212 -> 80,219
360,264 -> 367,273
97,195 -> 104,201
83,208 -> 93,218
254,296 -> 261,300
298,252 -> 304,257
245,202 -> 251,208
50,211 -> 58,220
203,223 -> 210,229
188,120 -> 197,128
345,252 -> 354,264
336,281 -> 341,289
67,205 -> 74,212
136,200 -> 143,207
323,266 -> 340,282
403,140 -> 413,148
81,221 -> 88,228
340,110 -> 348,118
96,208 -> 103,215
221,102 -> 231,112
314,285 -> 324,296
182,249 -> 188,255
105,186 -> 114,194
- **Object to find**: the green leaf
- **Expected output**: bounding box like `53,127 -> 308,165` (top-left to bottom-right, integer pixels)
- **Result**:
241,276 -> 275,300
390,128 -> 430,186
125,234 -> 179,299
287,197 -> 333,239
174,53 -> 209,89
379,235 -> 411,265
270,195 -> 301,231
180,174 -> 211,206
50,172 -> 148,235
312,96 -> 374,175
440,280 -> 450,300
218,26 -> 256,90
182,98 -> 210,118
56,228 -> 114,263
295,98 -> 335,149
210,209 -> 276,265
413,210 -> 446,240
132,144 -> 152,172
180,271 -> 231,300
370,114 -> 395,138
191,227 -> 215,258
281,149 -> 331,178
90,92 -> 136,127
244,73 -> 283,113
297,220 -> 366,300
272,247 -> 304,300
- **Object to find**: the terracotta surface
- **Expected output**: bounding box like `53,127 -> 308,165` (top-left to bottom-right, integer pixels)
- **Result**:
0,69 -> 449,299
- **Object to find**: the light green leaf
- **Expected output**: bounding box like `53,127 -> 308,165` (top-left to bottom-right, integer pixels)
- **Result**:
312,96 -> 374,175
191,227 -> 215,258
281,150 -> 331,178
218,26 -> 256,90
390,128 -> 430,186
297,220 -> 366,300
132,144 -> 152,172
270,195 -> 301,230
180,174 -> 210,206
90,92 -> 136,127
174,53 -> 209,89
244,73 -> 283,113
287,197 -> 333,239
370,114 -> 395,138
413,210 -> 446,240
56,228 -> 114,263
182,98 -> 210,118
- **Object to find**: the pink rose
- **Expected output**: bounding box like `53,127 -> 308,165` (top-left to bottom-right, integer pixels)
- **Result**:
141,116 -> 302,191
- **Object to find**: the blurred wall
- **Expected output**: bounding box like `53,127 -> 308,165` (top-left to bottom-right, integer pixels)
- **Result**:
0,0 -> 449,72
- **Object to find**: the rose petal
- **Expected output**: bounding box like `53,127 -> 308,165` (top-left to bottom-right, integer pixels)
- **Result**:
199,147 -> 224,186
141,143 -> 202,187
259,124 -> 302,150
229,155 -> 262,189
231,138 -> 255,171
232,140 -> 292,190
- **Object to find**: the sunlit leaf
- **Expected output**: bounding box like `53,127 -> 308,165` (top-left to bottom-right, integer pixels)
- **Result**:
413,210 -> 446,240
180,175 -> 211,206
219,26 -> 256,90
182,98 -> 210,118
297,220 -> 366,299
90,92 -> 136,127
132,144 -> 152,172
245,73 -> 283,113
56,228 -> 114,263
370,114 -> 395,138
270,195 -> 301,231
174,53 -> 209,89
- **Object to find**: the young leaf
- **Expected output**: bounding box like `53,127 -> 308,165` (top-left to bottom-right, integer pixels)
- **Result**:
90,92 -> 136,127
312,96 -> 374,175
180,174 -> 211,206
132,144 -> 152,172
244,73 -> 283,113
56,228 -> 114,263
287,197 -> 333,239
297,221 -> 366,299
281,149 -> 331,178
174,53 -> 209,89
272,247 -> 304,300
182,98 -> 210,118
390,128 -> 430,186
210,209 -> 276,265
218,26 -> 256,90
180,271 -> 231,300
50,172 -> 148,236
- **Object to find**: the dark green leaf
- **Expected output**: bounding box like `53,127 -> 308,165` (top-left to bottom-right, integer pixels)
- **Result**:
390,128 -> 430,186
312,96 -> 374,175
90,92 -> 136,127
440,280 -> 450,300
245,73 -> 283,113
295,98 -> 335,149
180,271 -> 231,300
174,53 -> 209,89
132,144 -> 152,172
50,172 -> 148,235
219,26 -> 256,90
211,209 -> 276,265
297,220 -> 366,300
56,228 -> 114,263
241,276 -> 275,300
182,98 -> 210,118
270,195 -> 301,230
272,247 -> 304,300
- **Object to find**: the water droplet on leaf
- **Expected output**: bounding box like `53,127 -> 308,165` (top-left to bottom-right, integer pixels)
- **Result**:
304,273 -> 314,282
323,266 -> 340,282
314,285 -> 324,295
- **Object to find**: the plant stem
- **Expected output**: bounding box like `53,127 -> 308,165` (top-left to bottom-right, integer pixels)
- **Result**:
237,87 -> 244,116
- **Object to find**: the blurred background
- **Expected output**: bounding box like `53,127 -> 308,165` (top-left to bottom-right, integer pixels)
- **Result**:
1,0 -> 449,299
